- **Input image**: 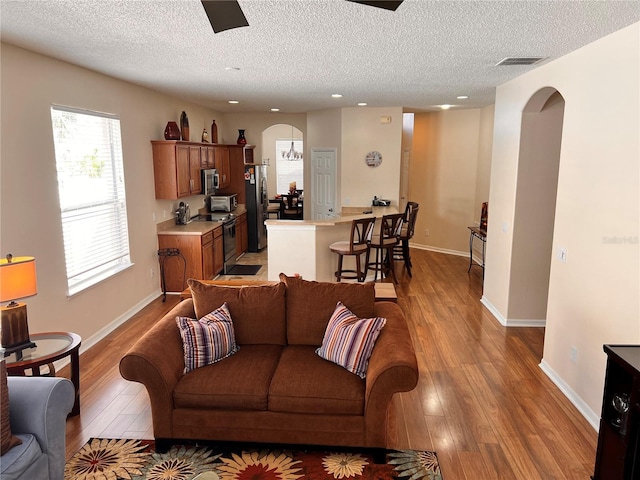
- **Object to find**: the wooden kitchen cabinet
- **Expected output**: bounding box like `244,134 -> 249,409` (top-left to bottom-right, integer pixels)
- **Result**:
214,146 -> 231,189
201,230 -> 215,281
157,226 -> 222,292
593,345 -> 640,480
201,145 -> 215,169
151,141 -> 202,199
236,212 -> 248,255
213,227 -> 224,275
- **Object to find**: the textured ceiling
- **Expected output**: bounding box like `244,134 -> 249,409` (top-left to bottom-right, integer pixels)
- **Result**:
1,0 -> 639,113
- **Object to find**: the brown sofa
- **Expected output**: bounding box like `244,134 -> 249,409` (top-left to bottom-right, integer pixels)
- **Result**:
119,275 -> 418,450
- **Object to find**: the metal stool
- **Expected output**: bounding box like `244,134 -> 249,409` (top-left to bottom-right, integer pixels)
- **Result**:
158,248 -> 186,301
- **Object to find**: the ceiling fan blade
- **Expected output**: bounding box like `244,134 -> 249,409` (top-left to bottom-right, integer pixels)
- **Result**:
346,0 -> 404,11
201,0 -> 249,33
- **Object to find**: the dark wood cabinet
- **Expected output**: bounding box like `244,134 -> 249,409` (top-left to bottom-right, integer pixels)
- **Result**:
593,345 -> 640,480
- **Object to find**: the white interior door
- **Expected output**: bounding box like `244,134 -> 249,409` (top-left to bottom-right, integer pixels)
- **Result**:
311,149 -> 337,219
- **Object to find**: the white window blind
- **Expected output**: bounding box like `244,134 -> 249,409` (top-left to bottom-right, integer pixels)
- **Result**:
50,106 -> 131,296
275,139 -> 304,194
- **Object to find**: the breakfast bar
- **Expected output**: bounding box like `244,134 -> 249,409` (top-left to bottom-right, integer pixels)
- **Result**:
265,206 -> 399,282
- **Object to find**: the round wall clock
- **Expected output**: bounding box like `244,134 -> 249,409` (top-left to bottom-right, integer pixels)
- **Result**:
365,151 -> 382,167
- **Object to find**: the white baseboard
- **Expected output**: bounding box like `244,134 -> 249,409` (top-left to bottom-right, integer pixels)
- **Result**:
539,359 -> 600,431
480,296 -> 546,327
480,296 -> 507,326
51,289 -> 162,371
410,243 -> 467,257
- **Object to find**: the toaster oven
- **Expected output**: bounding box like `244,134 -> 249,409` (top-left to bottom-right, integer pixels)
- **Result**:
209,194 -> 238,212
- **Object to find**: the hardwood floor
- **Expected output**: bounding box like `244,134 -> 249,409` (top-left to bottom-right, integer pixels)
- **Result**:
62,249 -> 598,479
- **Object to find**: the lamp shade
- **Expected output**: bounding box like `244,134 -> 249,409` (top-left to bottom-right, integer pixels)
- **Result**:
0,256 -> 37,303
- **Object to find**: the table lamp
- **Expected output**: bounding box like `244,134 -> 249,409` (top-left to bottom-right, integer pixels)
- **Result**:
0,254 -> 38,353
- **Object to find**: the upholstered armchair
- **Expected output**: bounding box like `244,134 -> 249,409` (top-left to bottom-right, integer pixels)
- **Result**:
2,376 -> 74,480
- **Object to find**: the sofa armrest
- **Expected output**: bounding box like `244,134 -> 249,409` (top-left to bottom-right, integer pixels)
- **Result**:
8,376 -> 74,480
119,298 -> 195,437
364,301 -> 418,446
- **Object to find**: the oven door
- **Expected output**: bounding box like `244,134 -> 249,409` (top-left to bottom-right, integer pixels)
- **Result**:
223,218 -> 237,273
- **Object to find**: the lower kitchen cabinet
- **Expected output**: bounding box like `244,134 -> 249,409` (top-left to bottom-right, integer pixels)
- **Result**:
157,226 -> 222,293
236,212 -> 248,255
213,227 -> 224,275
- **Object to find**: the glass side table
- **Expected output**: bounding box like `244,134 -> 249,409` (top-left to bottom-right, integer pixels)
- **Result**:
4,332 -> 81,416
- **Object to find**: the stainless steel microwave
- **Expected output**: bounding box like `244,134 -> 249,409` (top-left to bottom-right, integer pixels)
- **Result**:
201,168 -> 219,195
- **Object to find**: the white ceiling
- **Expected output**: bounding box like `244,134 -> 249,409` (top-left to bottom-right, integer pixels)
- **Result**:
1,0 -> 639,113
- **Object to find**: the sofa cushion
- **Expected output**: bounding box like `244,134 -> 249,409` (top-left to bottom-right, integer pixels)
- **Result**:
174,344 -> 283,411
0,433 -> 42,480
176,302 -> 240,374
279,273 -> 376,345
316,301 -> 386,379
0,361 -> 21,455
269,346 -> 365,415
188,280 -> 287,345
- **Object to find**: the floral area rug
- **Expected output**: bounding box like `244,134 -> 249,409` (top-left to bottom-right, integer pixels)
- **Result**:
65,438 -> 443,480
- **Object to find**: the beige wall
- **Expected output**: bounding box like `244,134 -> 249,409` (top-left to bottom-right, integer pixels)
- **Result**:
341,107 -> 404,209
483,22 -> 639,424
0,43 -> 221,346
409,108 -> 494,254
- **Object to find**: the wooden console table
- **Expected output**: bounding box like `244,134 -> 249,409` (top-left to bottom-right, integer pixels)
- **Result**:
467,226 -> 487,275
180,280 -> 397,303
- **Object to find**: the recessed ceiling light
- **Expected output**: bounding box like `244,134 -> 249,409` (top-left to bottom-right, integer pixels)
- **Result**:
357,102 -> 367,106
331,94 -> 343,98
270,108 -> 280,112
457,95 -> 469,99
440,104 -> 452,110
228,100 -> 239,104
225,67 -> 241,71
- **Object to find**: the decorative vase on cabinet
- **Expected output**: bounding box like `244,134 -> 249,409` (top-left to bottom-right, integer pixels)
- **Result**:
180,111 -> 190,141
237,129 -> 247,145
211,120 -> 218,144
164,121 -> 181,140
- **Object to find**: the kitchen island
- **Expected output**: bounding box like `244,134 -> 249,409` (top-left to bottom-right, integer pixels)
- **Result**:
265,206 -> 399,282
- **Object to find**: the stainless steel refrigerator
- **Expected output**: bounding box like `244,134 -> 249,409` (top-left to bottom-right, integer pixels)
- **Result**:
245,164 -> 268,252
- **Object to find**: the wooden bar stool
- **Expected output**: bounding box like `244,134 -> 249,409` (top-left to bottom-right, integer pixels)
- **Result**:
329,217 -> 375,282
393,202 -> 420,277
366,213 -> 404,283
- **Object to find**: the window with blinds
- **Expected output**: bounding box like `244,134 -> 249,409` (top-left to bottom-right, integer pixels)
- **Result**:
50,106 -> 132,296
275,139 -> 304,194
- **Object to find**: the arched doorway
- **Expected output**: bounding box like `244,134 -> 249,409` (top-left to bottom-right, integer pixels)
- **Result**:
508,88 -> 565,327
261,124 -> 303,200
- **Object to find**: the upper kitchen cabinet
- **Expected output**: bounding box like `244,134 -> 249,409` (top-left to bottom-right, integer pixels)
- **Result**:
152,141 -> 202,199
214,146 -> 230,189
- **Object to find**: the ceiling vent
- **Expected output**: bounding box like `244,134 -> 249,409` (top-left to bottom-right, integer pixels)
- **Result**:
496,57 -> 546,66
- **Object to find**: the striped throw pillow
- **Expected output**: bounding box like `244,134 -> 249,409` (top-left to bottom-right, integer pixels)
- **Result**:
176,302 -> 240,374
316,301 -> 386,379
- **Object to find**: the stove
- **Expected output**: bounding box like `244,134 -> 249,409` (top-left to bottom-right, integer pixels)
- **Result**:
199,212 -> 236,223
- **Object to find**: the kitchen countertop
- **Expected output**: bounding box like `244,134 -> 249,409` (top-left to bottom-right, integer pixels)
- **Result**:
157,205 -> 247,236
264,205 -> 399,227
